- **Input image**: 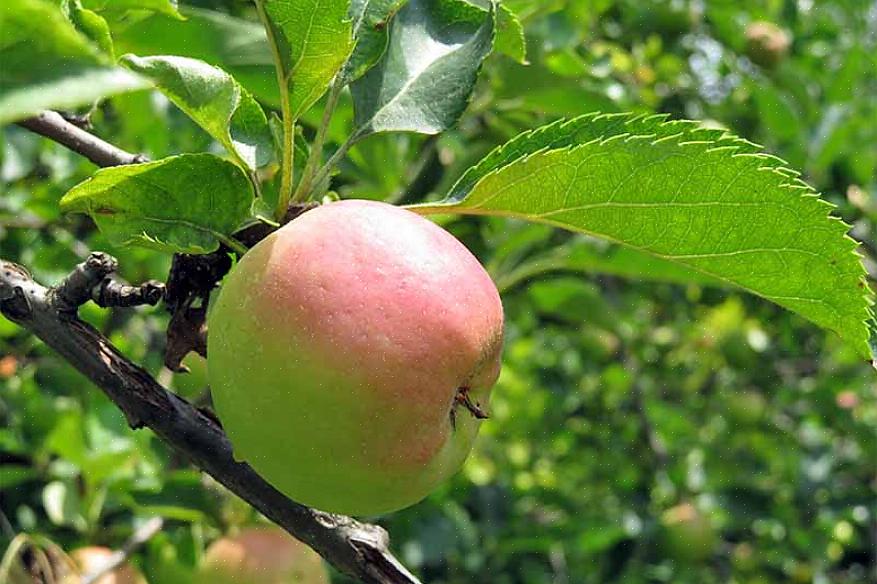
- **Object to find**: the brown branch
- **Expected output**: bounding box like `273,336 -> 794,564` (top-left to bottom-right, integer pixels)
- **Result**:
17,111 -> 146,167
0,259 -> 419,584
12,114 -> 420,581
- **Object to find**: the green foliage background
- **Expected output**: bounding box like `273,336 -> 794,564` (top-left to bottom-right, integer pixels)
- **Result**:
2,1 -> 876,583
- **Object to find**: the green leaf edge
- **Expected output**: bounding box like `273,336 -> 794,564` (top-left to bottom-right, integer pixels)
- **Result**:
411,112 -> 875,358
119,54 -> 272,171
59,153 -> 253,254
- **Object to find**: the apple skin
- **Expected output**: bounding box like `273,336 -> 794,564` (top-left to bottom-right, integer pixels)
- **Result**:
199,527 -> 328,584
69,547 -> 147,584
208,199 -> 504,515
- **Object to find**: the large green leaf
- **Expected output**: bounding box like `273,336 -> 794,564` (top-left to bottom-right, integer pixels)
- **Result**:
60,154 -> 254,254
350,0 -> 495,137
341,0 -> 408,84
261,0 -> 354,119
411,113 -> 873,356
0,0 -> 148,125
121,55 -> 273,170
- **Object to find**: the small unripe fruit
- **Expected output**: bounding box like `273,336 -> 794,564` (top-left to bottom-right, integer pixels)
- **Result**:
659,503 -> 717,562
68,547 -> 147,584
208,200 -> 504,515
745,21 -> 790,69
199,527 -> 328,584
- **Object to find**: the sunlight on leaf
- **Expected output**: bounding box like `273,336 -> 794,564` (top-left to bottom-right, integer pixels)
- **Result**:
350,0 -> 495,137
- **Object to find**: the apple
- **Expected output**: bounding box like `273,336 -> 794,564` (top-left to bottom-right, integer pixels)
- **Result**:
207,199 -> 504,515
745,21 -> 790,69
658,503 -> 717,562
68,547 -> 147,584
199,527 -> 328,584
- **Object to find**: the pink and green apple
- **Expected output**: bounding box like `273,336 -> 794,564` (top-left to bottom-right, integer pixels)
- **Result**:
207,200 -> 504,515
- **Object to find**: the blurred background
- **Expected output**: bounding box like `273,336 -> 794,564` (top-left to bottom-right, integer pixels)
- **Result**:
2,0 -> 876,583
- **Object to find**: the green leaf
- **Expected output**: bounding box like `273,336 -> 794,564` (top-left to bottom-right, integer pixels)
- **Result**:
62,0 -> 115,60
81,0 -> 183,20
121,55 -> 273,170
261,0 -> 354,119
350,0 -> 495,137
341,0 -> 408,84
463,0 -> 527,63
412,113 -> 873,356
60,154 -> 254,254
0,0 -> 148,125
495,2 -> 527,63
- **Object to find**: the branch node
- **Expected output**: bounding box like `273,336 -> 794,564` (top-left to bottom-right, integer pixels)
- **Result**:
53,252 -> 118,313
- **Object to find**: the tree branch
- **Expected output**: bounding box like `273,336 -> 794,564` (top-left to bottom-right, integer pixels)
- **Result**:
0,259 -> 419,584
17,111 -> 146,167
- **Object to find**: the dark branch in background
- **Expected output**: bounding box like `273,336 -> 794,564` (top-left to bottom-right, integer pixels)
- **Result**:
0,257 -> 420,584
11,112 -> 419,583
17,111 -> 146,167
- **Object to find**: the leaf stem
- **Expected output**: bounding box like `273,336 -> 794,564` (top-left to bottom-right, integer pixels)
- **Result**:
306,130 -> 362,200
292,77 -> 344,202
217,234 -> 248,256
253,0 -> 294,220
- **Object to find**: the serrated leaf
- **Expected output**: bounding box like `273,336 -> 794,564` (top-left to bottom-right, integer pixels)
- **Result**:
341,0 -> 408,84
350,0 -> 495,137
122,55 -> 273,170
60,154 -> 254,254
0,0 -> 148,125
261,0 -> 354,119
62,0 -> 115,60
464,0 -> 527,63
495,2 -> 527,63
81,0 -> 183,20
412,113 -> 874,356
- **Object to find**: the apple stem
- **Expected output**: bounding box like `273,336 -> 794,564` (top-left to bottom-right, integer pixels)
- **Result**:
450,386 -> 489,430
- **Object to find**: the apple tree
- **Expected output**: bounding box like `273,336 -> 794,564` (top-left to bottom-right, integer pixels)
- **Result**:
2,0 -> 875,582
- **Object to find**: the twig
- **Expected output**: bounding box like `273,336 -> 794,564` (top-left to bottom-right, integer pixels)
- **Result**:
51,252 -> 164,313
81,517 -> 164,584
17,111 -> 146,167
92,276 -> 165,309
0,256 -> 420,584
